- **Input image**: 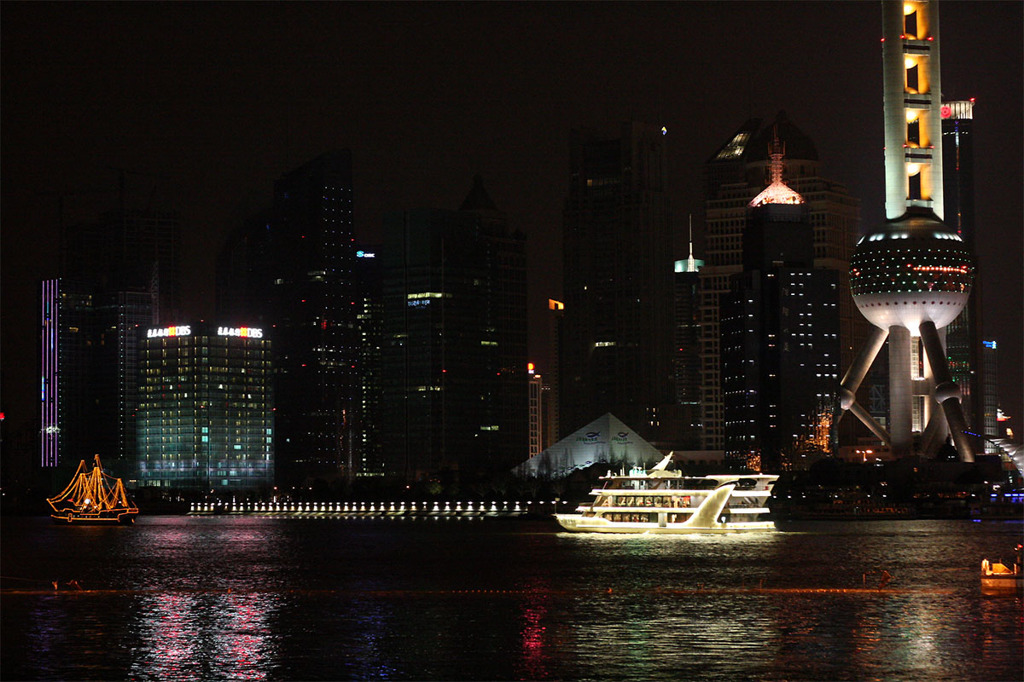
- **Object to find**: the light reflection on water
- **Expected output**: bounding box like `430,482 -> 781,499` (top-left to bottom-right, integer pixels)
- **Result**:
2,516 -> 1021,680
127,590 -> 281,681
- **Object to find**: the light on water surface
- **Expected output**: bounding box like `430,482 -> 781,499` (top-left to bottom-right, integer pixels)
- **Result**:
2,516 -> 1021,680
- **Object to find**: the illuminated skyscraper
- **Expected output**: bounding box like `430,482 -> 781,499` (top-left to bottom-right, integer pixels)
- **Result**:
217,151 -> 360,486
666,227 -> 704,450
700,112 -> 859,451
136,323 -> 273,492
561,122 -> 674,442
941,99 -> 987,445
838,0 -> 977,461
720,135 -> 841,471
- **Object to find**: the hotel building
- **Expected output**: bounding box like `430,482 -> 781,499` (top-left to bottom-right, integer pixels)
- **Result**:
136,324 -> 273,492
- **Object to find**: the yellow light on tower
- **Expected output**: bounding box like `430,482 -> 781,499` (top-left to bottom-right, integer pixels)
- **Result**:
905,57 -> 916,69
904,3 -> 915,15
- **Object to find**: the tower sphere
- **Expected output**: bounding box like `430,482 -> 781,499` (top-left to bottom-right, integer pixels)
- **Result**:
849,209 -> 973,335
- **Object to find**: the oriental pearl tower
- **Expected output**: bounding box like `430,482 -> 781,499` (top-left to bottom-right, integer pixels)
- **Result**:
838,0 -> 977,461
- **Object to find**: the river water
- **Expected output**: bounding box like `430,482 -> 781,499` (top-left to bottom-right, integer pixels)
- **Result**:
2,515 -> 1021,681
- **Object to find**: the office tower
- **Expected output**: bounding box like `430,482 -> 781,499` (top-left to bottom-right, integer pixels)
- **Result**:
217,151 -> 360,486
700,112 -> 860,451
460,175 -> 529,470
667,226 -> 704,450
40,280 -> 95,469
839,0 -> 977,461
381,178 -> 527,483
353,246 -> 384,476
39,279 -> 153,474
137,323 -> 273,492
942,99 -> 985,440
981,340 -> 1000,446
561,122 -> 674,442
41,204 -> 181,472
546,299 -> 564,447
720,136 -> 841,471
528,368 -> 544,459
61,208 -> 183,323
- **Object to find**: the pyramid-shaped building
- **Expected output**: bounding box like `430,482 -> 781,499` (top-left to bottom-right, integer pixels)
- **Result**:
512,413 -> 664,479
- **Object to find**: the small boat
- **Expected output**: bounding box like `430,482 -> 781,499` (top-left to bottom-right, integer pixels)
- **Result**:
555,453 -> 778,534
47,455 -> 139,525
980,545 -> 1023,594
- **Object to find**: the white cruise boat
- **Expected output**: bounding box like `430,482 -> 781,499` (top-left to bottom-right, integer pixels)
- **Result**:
555,454 -> 778,534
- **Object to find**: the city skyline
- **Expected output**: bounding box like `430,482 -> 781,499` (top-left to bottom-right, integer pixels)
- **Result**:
2,1 -> 1021,440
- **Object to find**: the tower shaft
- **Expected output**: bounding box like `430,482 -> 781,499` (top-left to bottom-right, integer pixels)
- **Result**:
882,0 -> 944,220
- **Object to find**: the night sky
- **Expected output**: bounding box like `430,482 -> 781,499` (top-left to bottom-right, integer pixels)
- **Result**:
2,2 -> 1021,441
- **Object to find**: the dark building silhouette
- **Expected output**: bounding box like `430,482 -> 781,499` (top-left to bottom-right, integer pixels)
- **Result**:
560,122 -> 674,442
217,151 -> 360,487
41,205 -> 181,474
720,136 -> 840,471
942,99 -> 988,447
700,112 -> 860,451
61,208 -> 183,323
667,232 -> 704,451
380,177 -> 527,483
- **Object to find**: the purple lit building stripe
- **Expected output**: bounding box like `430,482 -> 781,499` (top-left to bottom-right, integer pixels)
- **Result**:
40,279 -> 59,468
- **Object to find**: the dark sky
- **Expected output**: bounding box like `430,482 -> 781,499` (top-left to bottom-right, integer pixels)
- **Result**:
2,1 -> 1021,439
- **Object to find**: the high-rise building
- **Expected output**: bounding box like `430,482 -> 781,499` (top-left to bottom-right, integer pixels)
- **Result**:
838,0 -> 977,462
981,340 -> 1000,444
353,245 -> 384,476
40,280 -> 95,470
720,136 -> 840,471
136,323 -> 273,492
561,122 -> 674,442
217,151 -> 360,487
41,205 -> 182,472
700,112 -> 860,451
380,178 -> 527,483
528,369 -> 544,459
942,99 -> 986,445
61,208 -> 183,322
39,287 -> 156,475
667,227 -> 704,450
545,299 -> 564,446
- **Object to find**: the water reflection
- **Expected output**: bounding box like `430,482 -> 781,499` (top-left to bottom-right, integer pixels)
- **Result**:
3,517 -> 1021,681
518,578 -> 552,679
128,591 -> 281,680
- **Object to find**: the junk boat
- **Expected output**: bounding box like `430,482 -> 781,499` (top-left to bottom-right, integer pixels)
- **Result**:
47,455 -> 139,524
555,454 -> 777,534
980,544 -> 1023,594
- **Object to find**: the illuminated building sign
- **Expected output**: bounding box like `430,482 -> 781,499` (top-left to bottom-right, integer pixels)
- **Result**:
218,326 -> 263,338
147,325 -> 191,338
356,250 -> 376,258
983,340 -> 997,349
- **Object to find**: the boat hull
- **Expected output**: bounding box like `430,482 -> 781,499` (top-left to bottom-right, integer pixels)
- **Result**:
51,509 -> 138,525
555,514 -> 775,534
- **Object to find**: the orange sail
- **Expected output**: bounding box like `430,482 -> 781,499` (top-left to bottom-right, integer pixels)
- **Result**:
47,455 -> 138,524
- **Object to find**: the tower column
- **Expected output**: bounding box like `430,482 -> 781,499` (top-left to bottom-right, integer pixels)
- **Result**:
919,320 -> 975,461
888,325 -> 913,457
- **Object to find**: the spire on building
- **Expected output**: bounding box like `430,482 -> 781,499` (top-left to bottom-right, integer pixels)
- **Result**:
460,174 -> 498,212
749,127 -> 804,207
